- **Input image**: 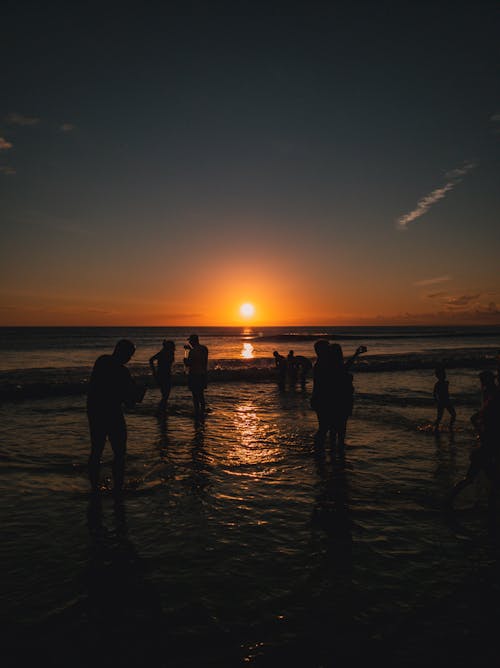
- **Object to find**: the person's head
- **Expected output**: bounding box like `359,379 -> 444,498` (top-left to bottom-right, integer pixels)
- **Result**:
113,339 -> 135,364
188,334 -> 199,346
288,350 -> 294,357
314,339 -> 330,358
164,339 -> 175,353
479,370 -> 496,392
435,365 -> 446,380
273,350 -> 280,358
329,343 -> 344,370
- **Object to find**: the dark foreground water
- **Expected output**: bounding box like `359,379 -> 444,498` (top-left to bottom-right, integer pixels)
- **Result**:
2,326 -> 500,666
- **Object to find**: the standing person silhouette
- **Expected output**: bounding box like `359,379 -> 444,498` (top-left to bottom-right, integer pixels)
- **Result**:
433,365 -> 456,431
184,334 -> 208,417
273,350 -> 287,391
311,342 -> 366,449
287,350 -> 298,388
149,339 -> 175,412
87,339 -> 145,494
294,354 -> 313,389
448,371 -> 500,509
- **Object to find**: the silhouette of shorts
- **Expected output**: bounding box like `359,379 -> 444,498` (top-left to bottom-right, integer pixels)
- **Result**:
188,373 -> 207,392
88,410 -> 127,456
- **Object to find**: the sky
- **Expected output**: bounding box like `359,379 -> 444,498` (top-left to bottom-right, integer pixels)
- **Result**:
1,0 -> 499,326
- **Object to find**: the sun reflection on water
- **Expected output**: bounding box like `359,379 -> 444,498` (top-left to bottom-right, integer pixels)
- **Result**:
241,342 -> 254,359
229,401 -> 280,470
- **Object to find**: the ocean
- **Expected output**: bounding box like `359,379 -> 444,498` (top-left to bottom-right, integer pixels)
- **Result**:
2,325 -> 500,667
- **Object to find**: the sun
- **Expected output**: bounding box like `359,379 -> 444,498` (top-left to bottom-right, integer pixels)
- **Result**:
240,302 -> 255,318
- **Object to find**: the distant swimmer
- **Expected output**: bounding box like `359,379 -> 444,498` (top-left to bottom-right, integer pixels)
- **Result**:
273,350 -> 287,391
184,334 -> 208,417
433,365 -> 456,431
149,339 -> 175,412
87,339 -> 146,494
448,371 -> 500,509
287,350 -> 298,388
294,355 -> 313,389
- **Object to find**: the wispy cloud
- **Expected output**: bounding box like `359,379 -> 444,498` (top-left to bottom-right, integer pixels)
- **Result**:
5,112 -> 40,126
0,165 -> 16,175
427,291 -> 447,299
60,123 -> 75,133
396,161 -> 476,230
443,294 -> 481,309
413,275 -> 452,287
0,137 -> 13,150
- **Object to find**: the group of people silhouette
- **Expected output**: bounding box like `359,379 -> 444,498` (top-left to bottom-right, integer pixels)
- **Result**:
86,335 -> 500,514
273,349 -> 313,391
87,334 -> 208,494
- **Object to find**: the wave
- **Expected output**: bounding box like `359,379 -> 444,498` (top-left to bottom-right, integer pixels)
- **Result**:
253,331 -> 500,342
0,352 -> 497,402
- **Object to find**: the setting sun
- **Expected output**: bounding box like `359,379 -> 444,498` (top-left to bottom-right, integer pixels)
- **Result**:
240,302 -> 255,318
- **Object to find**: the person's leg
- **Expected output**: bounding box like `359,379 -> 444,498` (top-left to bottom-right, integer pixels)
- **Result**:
88,417 -> 106,493
315,410 -> 328,444
448,448 -> 481,506
159,379 -> 171,411
109,415 -> 127,494
337,418 -> 348,449
447,404 -> 457,428
435,405 -> 444,429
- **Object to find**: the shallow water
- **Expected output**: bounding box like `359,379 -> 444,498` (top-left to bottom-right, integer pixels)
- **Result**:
2,368 -> 499,666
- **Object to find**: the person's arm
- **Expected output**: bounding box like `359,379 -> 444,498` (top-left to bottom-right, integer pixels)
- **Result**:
123,368 -> 146,407
344,345 -> 367,370
149,352 -> 159,376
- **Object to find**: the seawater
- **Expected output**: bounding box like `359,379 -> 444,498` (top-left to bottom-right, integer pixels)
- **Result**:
1,326 -> 500,666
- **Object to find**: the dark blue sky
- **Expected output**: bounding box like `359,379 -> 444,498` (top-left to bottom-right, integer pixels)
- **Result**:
1,1 -> 499,325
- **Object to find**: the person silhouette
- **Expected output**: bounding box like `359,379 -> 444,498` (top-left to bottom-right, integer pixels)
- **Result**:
311,342 -> 366,449
294,354 -> 313,389
87,339 -> 145,494
273,350 -> 287,391
448,371 -> 500,509
287,350 -> 298,388
184,334 -> 208,417
149,339 -> 175,412
433,365 -> 456,431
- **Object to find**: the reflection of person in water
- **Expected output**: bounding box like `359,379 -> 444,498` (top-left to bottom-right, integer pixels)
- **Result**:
311,342 -> 366,449
448,371 -> 500,509
149,339 -> 175,412
85,496 -> 163,664
273,350 -> 287,391
184,334 -> 208,417
311,445 -> 352,623
87,339 -> 145,494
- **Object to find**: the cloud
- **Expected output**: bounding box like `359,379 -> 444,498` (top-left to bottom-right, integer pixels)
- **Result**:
0,165 -> 16,175
443,294 -> 481,309
0,137 -> 13,150
5,112 -> 40,126
60,123 -> 75,133
413,275 -> 452,287
427,292 -> 447,299
396,161 -> 476,230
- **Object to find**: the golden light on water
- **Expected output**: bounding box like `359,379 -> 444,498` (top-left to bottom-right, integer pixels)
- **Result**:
241,342 -> 254,359
240,302 -> 255,318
